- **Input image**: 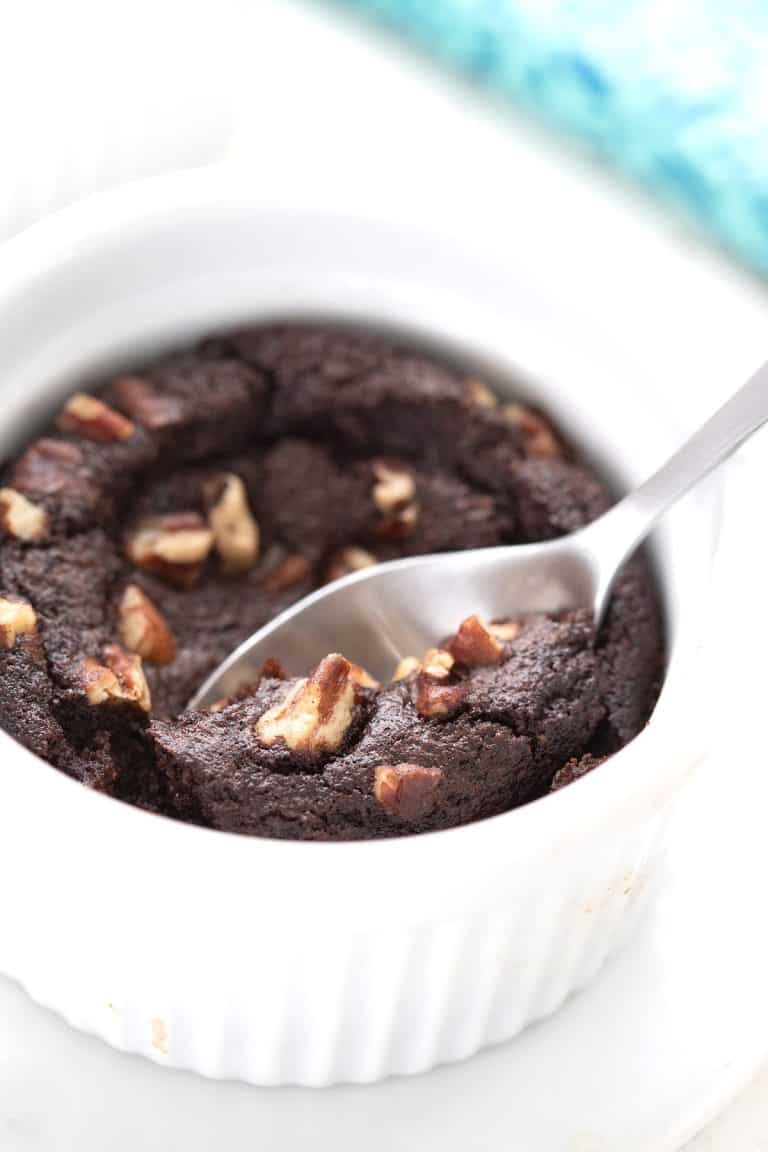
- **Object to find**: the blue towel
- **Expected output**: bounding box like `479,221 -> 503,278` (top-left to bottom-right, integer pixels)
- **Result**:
335,0 -> 768,275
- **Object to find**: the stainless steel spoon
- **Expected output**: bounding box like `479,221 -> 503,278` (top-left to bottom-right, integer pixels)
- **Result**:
190,363 -> 767,707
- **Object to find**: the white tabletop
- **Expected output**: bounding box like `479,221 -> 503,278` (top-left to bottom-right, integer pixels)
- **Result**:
2,3 -> 768,1146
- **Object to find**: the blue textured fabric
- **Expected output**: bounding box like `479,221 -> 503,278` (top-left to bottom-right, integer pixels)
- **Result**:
335,0 -> 768,274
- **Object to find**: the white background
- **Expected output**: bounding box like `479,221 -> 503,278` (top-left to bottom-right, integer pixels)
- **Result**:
1,2 -> 768,1147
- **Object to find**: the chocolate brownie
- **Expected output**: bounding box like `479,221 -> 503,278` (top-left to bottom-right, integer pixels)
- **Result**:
0,325 -> 664,839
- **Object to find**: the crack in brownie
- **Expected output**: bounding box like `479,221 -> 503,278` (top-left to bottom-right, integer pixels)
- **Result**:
0,324 -> 664,839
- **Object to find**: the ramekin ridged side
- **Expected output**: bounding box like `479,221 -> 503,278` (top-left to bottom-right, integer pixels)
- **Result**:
1,790 -> 671,1085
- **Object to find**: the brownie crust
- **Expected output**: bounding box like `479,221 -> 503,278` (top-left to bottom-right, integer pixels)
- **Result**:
0,325 -> 664,839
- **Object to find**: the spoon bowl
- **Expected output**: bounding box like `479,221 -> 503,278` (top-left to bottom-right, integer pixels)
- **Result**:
191,535 -> 596,700
191,360 -> 768,709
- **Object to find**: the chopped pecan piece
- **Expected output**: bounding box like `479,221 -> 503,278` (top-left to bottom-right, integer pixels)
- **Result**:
447,614 -> 503,667
371,460 -> 420,539
503,403 -> 561,458
12,438 -> 89,496
260,552 -> 310,593
413,676 -> 467,719
125,513 -> 214,588
374,763 -> 443,820
413,647 -> 463,717
0,488 -> 48,541
111,375 -> 184,430
488,621 -> 522,642
371,461 -> 416,514
349,661 -> 380,690
57,392 -> 135,443
375,501 -> 420,540
0,596 -> 37,649
205,473 -> 260,573
325,545 -> 377,583
422,648 -> 454,680
81,643 -> 151,712
464,377 -> 497,409
392,655 -> 421,682
118,584 -> 176,665
256,654 -> 355,756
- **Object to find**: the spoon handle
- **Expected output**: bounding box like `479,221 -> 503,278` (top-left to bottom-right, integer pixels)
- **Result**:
587,359 -> 768,620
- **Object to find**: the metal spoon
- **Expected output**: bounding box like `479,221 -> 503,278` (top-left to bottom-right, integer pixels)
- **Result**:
190,363 -> 767,707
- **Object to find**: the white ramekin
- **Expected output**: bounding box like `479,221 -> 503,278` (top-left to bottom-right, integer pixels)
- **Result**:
0,170 -> 719,1086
